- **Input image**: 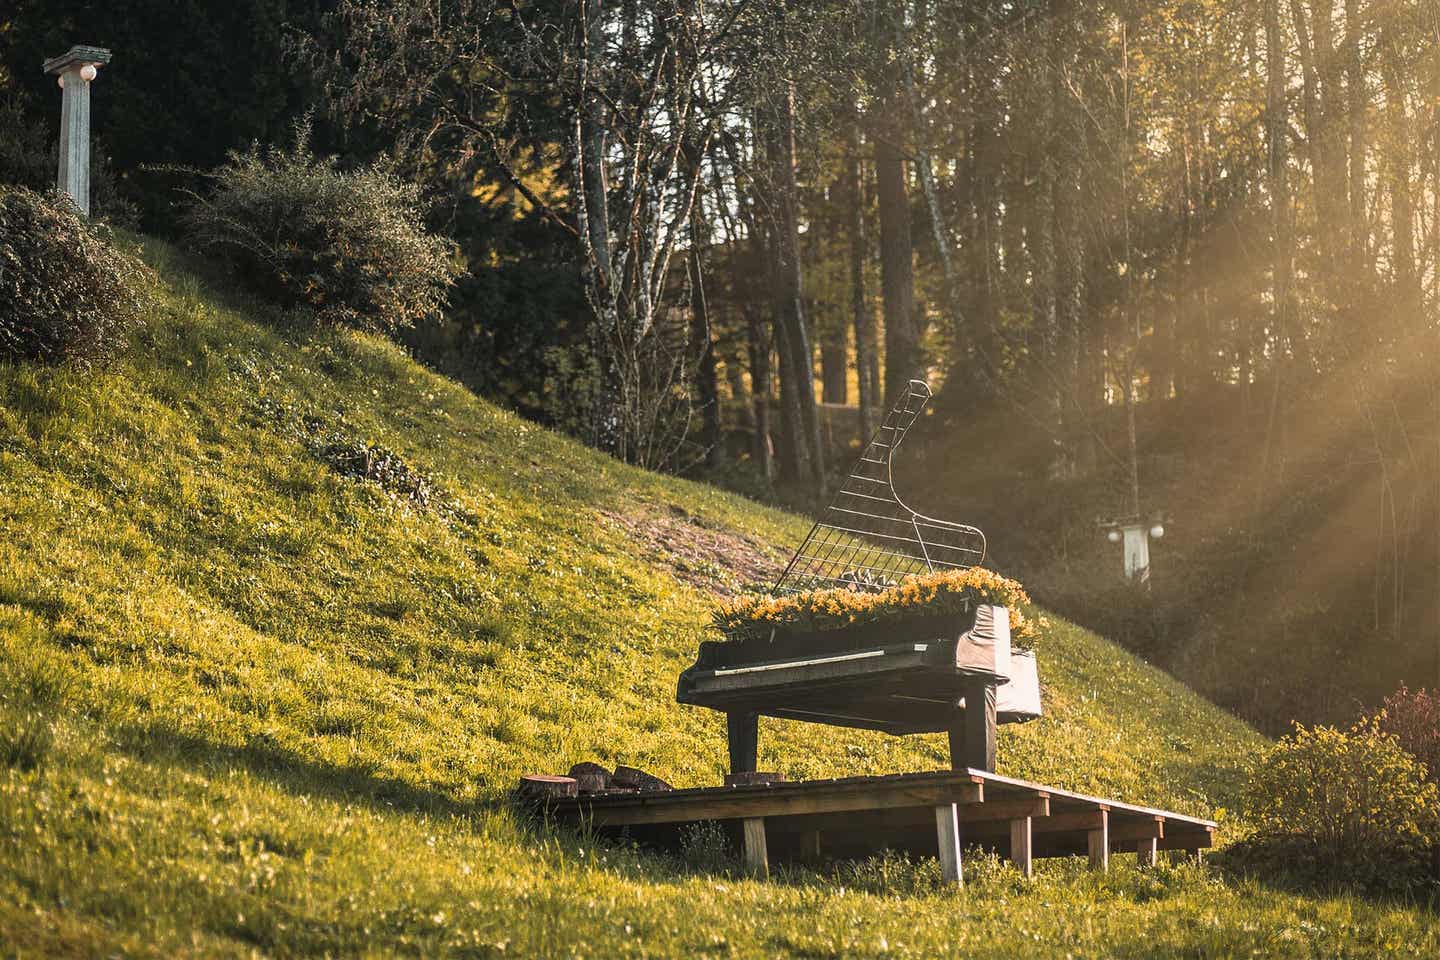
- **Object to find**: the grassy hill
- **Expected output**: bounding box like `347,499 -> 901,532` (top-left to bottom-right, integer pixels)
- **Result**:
2,241 -> 1437,957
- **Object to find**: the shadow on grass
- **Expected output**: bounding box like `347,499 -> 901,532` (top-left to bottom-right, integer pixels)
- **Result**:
1212,840 -> 1440,914
113,721 -> 492,821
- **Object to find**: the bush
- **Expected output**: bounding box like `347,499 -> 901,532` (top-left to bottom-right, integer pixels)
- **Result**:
0,185 -> 148,365
0,96 -> 138,227
1377,685 -> 1440,784
183,121 -> 459,333
1230,717 -> 1439,894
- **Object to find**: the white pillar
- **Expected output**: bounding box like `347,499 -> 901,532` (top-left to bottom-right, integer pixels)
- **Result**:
43,45 -> 112,218
1120,521 -> 1150,582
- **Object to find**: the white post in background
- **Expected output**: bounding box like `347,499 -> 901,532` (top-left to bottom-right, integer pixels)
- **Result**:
42,45 -> 112,217
1120,521 -> 1151,582
1102,517 -> 1165,583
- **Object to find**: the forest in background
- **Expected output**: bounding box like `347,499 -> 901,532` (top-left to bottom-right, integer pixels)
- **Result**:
3,0 -> 1438,732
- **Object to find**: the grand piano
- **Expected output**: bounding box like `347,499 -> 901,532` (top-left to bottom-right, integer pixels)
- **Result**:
678,381 -> 1042,774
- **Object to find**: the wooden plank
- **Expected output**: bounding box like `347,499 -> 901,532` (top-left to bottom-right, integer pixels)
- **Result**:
1010,817 -> 1033,878
1135,837 -> 1158,869
742,818 -> 769,878
575,780 -> 984,827
1031,809 -> 1107,833
935,804 -> 963,886
1087,810 -> 1109,872
1156,828 -> 1214,852
961,796 -> 1049,823
968,770 -> 1217,828
1109,816 -> 1165,842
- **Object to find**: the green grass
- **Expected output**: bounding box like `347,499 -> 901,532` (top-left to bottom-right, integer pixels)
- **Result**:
1,240 -> 1437,957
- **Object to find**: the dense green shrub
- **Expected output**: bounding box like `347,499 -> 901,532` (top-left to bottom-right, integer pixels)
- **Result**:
0,96 -> 138,227
182,122 -> 459,333
1229,717 -> 1439,894
0,185 -> 147,365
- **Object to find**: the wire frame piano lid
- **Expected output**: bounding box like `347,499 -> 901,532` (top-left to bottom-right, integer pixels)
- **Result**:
772,380 -> 987,596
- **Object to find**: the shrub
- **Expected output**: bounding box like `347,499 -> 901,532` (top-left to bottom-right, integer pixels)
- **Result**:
1377,685 -> 1440,784
0,96 -> 138,227
182,121 -> 459,333
0,185 -> 148,365
1230,717 -> 1439,893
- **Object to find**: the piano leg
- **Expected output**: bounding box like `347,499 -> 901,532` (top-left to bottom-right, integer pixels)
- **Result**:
947,679 -> 996,772
727,711 -> 758,774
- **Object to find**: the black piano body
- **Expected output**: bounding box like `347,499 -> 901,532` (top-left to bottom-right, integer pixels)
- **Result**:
678,603 -> 1042,773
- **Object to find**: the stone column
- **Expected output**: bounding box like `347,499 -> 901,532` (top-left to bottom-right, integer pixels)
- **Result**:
42,45 -> 112,217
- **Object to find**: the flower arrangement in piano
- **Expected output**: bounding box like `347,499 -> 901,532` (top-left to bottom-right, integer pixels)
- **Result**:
713,567 -> 1045,650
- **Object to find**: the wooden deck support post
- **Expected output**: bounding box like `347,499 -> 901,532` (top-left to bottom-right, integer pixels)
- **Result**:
935,803 -> 964,886
727,711 -> 758,774
742,817 -> 769,878
799,829 -> 823,862
1086,809 -> 1109,872
948,678 -> 997,772
1010,817 -> 1033,878
1135,837 -> 1158,868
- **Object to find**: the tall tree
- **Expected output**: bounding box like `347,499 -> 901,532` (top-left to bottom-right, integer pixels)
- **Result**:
761,80 -> 826,491
875,2 -> 922,407
845,96 -> 878,440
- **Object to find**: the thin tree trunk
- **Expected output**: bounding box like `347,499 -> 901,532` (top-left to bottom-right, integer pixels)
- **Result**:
766,84 -> 825,492
896,1 -> 963,355
876,122 -> 921,407
745,303 -> 774,481
1344,0 -> 1369,276
846,98 -> 877,440
964,4 -> 1002,388
741,193 -> 774,482
1257,0 -> 1294,525
1291,0 -> 1344,289
1051,0 -> 1088,474
820,318 -> 848,404
1121,19 -> 1141,519
686,159 -> 722,469
578,0 -> 621,456
1380,18 -> 1419,321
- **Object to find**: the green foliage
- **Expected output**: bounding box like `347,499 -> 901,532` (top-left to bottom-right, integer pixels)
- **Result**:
3,240 -> 1436,955
0,185 -> 148,365
1232,718 -> 1440,894
677,820 -> 732,874
0,96 -> 139,227
0,97 -> 55,192
1378,685 -> 1440,784
183,121 -> 459,334
0,1 -> 335,231
836,850 -> 947,897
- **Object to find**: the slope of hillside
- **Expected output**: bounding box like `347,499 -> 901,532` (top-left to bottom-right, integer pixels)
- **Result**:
2,241 -> 1436,957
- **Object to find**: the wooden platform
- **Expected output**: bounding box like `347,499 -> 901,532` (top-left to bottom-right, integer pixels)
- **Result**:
539,769 -> 1215,884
